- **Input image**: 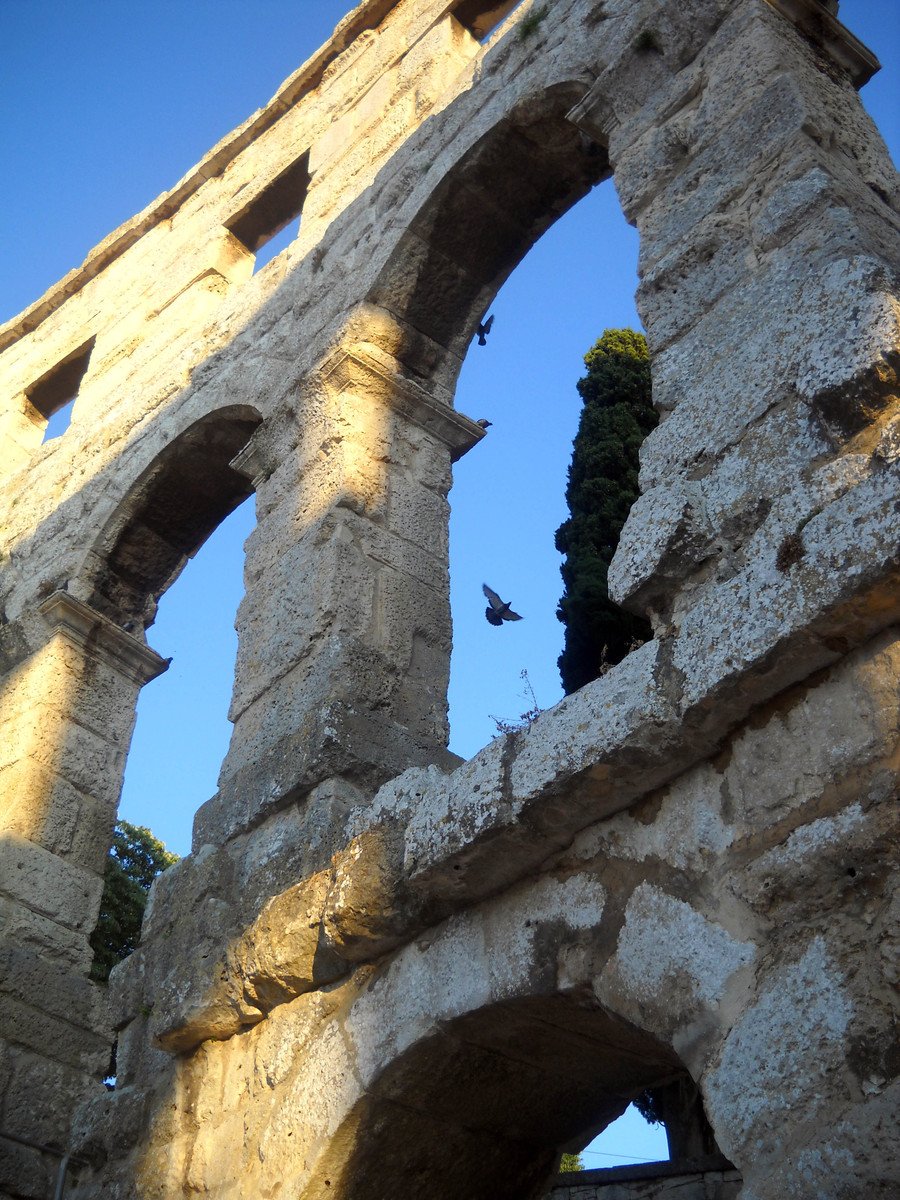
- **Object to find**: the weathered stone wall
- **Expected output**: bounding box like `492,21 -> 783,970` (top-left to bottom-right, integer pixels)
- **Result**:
547,1161 -> 742,1200
0,0 -> 897,1197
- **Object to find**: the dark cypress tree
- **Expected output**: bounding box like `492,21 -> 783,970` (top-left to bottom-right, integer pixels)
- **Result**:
556,328 -> 658,695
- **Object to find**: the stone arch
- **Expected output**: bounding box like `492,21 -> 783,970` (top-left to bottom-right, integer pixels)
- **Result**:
307,993 -> 685,1200
365,78 -> 611,387
83,404 -> 263,630
5,1 -> 897,1195
289,868 -> 735,1200
0,403 -> 264,1143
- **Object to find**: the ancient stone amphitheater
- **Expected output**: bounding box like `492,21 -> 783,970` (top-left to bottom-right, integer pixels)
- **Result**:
0,1 -> 897,1197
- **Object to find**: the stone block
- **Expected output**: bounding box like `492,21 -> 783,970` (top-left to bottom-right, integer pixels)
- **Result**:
229,868 -> 342,1012
0,945 -> 106,1035
596,884 -> 755,1043
704,937 -> 854,1167
671,466 -> 900,715
0,834 -> 103,932
0,991 -> 109,1075
0,706 -> 125,809
608,480 -> 713,610
1,1045 -> 97,1148
0,894 -> 90,971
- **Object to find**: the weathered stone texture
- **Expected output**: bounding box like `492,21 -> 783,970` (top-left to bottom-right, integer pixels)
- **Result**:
1,0 -> 897,1196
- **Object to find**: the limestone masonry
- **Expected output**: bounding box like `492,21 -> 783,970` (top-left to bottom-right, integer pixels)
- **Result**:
0,1 -> 897,1197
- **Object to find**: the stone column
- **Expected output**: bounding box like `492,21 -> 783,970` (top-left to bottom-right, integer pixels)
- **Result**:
0,593 -> 166,1196
193,342 -> 482,847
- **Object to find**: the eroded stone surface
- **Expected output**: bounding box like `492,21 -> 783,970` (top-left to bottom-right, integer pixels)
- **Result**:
1,0 -> 898,1196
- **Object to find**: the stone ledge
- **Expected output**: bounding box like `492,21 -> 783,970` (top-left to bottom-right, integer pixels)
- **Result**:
38,592 -> 168,686
321,344 -> 486,460
547,1158 -> 741,1199
765,0 -> 880,87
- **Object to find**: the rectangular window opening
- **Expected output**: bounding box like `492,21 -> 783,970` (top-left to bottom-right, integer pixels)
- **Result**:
26,337 -> 95,443
451,0 -> 524,42
251,219 -> 300,273
226,151 -> 310,274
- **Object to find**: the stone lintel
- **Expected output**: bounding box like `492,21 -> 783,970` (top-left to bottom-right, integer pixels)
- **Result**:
566,90 -> 618,143
765,0 -> 881,86
321,347 -> 486,462
38,592 -> 169,686
229,436 -> 269,489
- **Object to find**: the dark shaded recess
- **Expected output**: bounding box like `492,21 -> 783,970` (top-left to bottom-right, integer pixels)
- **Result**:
89,408 -> 261,627
301,993 -> 689,1200
227,151 -> 311,253
451,0 -> 521,40
370,84 -> 609,368
26,338 -> 95,419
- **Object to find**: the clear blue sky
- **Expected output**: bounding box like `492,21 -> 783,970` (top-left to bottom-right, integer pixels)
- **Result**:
2,0 -> 895,1170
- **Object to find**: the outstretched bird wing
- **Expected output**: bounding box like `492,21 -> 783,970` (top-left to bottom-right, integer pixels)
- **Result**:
475,314 -> 495,344
482,583 -> 504,611
482,583 -> 523,622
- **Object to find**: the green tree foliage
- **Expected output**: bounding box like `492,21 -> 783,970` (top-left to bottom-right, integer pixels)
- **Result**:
556,328 -> 658,694
559,1152 -> 584,1172
89,821 -> 178,982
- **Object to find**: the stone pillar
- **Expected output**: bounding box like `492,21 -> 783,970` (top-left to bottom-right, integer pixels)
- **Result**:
193,342 -> 482,847
568,0 -> 897,646
0,593 -> 166,1196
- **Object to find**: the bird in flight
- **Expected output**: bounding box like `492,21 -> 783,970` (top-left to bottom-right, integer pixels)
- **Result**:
476,314 -> 494,346
483,583 -> 523,626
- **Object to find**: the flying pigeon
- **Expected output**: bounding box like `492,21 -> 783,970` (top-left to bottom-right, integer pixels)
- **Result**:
483,583 -> 523,626
476,314 -> 494,346
476,419 -> 493,429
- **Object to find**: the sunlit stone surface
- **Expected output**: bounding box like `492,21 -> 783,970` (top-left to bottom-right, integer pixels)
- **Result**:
0,1 -> 897,1197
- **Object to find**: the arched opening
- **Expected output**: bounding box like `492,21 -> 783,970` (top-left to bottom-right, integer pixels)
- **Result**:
115,496 -> 255,856
366,81 -> 649,756
86,405 -> 261,631
302,992 -> 718,1200
82,406 -> 262,964
448,178 -> 646,759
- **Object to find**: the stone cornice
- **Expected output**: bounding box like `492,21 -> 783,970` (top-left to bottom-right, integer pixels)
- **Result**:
39,591 -> 169,685
321,346 -> 486,461
766,0 -> 881,86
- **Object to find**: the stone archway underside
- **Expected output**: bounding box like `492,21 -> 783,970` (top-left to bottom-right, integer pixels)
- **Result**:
0,1 -> 897,1198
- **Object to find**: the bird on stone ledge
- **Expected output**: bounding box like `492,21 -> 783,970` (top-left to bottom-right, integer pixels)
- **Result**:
475,314 -> 494,346
476,418 -> 492,429
483,583 -> 522,626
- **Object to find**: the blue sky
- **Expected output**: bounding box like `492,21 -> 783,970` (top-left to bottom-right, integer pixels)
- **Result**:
1,0 -> 897,1165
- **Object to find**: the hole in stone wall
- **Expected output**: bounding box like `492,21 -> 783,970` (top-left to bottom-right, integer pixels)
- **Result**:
226,150 -> 310,273
25,336 -> 95,441
573,1104 -> 669,1171
448,177 -> 645,760
305,994 -> 718,1199
117,495 -> 255,857
451,0 -> 524,42
42,395 -> 76,441
251,219 -> 300,273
